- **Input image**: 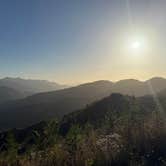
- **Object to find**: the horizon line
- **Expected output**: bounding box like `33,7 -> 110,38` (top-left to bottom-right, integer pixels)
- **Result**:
0,75 -> 166,86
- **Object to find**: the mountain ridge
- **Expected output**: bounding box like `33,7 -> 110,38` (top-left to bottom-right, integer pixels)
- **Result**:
0,77 -> 166,129
0,77 -> 67,94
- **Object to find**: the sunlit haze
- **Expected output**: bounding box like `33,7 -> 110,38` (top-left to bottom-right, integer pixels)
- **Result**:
0,0 -> 166,84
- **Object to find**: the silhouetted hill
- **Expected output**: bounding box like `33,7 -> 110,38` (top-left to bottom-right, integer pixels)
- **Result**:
145,77 -> 166,93
112,79 -> 149,96
0,80 -> 113,129
27,80 -> 113,103
59,93 -> 158,135
111,77 -> 166,96
0,93 -> 153,148
0,77 -> 166,129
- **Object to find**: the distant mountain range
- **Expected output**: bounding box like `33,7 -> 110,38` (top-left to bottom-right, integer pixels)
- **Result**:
0,77 -> 166,129
0,86 -> 27,104
111,77 -> 166,96
0,77 -> 67,93
0,77 -> 67,103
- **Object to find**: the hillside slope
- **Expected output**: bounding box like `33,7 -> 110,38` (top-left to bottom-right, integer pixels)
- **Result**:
0,77 -> 166,129
0,80 -> 113,129
0,92 -> 165,166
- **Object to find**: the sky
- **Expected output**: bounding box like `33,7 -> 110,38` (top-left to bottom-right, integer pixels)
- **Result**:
0,0 -> 166,84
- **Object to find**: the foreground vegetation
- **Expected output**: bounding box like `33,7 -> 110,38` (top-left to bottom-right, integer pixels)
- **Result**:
0,94 -> 166,166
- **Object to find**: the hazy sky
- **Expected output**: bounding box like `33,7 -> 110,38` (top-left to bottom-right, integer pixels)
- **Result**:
0,0 -> 166,84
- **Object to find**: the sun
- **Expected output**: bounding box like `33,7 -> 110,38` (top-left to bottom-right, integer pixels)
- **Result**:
123,33 -> 149,57
128,36 -> 146,53
131,41 -> 141,49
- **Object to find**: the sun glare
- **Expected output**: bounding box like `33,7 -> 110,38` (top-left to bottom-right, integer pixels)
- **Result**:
131,41 -> 141,49
127,35 -> 147,54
